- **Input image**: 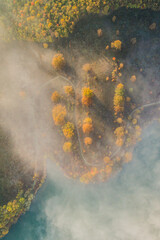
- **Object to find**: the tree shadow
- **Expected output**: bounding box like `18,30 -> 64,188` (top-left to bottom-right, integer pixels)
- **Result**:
54,7 -> 160,60
91,95 -> 115,129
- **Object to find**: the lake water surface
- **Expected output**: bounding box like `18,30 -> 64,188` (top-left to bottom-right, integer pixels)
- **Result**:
4,121 -> 160,240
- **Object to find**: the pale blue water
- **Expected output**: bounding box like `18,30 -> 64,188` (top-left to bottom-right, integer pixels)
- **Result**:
4,121 -> 160,240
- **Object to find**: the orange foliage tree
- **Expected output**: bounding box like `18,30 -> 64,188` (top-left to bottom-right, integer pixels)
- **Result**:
63,142 -> 72,152
51,91 -> 60,103
80,167 -> 98,184
62,122 -> 75,139
84,137 -> 93,146
52,53 -> 65,70
119,63 -> 124,69
130,75 -> 136,82
82,117 -> 93,134
116,138 -> 124,147
97,28 -> 103,37
82,63 -> 92,73
52,104 -> 67,126
81,87 -> 93,106
113,83 -> 125,115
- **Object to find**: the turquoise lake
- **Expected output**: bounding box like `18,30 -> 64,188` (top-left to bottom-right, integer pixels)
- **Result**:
4,121 -> 160,240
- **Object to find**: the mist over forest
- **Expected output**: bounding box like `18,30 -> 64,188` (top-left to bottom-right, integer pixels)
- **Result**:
0,1 -> 160,239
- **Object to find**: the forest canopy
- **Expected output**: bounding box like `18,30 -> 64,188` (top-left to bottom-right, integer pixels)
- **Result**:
0,0 -> 160,42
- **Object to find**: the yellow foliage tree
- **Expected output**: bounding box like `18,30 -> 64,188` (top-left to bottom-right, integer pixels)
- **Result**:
113,83 -> 125,115
135,125 -> 142,137
114,126 -> 125,147
82,87 -> 93,106
64,85 -> 74,96
132,118 -> 137,125
62,122 -> 75,139
52,104 -> 67,126
111,40 -> 122,50
112,16 -> 116,22
114,127 -> 125,138
63,142 -> 72,152
83,117 -> 92,124
116,118 -> 123,124
52,53 -> 65,70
